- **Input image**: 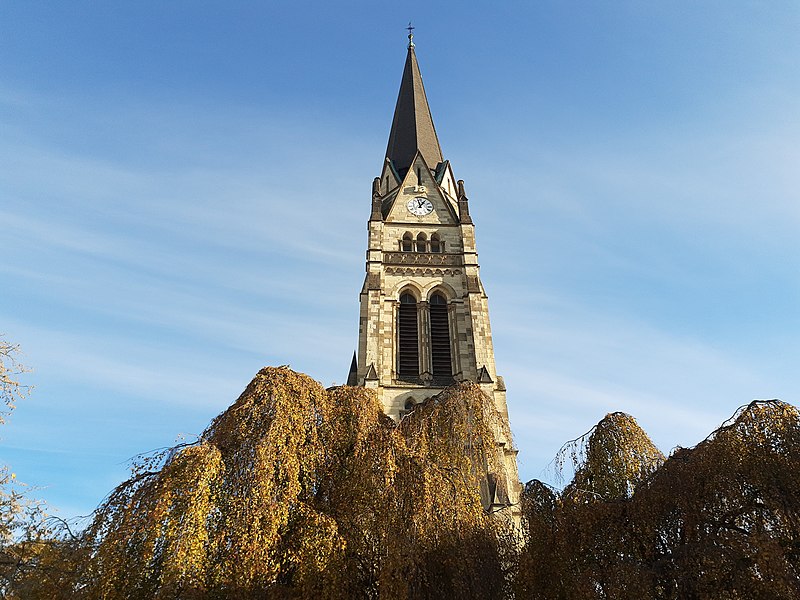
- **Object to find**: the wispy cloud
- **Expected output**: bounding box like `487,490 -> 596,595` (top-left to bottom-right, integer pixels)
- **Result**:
1,3 -> 798,519
496,292 -> 792,484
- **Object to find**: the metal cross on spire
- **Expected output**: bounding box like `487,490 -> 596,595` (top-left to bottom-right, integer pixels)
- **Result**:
406,21 -> 415,48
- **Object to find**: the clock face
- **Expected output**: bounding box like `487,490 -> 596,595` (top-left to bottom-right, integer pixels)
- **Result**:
407,197 -> 434,216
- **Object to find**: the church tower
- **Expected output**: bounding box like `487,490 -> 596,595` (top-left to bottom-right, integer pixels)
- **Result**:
349,32 -> 520,509
352,31 -> 508,419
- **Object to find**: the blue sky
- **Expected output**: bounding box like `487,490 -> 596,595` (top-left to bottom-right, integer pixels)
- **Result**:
2,2 -> 799,518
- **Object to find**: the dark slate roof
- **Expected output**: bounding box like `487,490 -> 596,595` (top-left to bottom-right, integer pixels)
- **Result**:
385,45 -> 444,175
346,352 -> 358,386
380,188 -> 400,218
477,366 -> 494,384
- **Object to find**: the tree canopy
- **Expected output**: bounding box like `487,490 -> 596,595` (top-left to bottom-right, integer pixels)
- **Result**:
2,362 -> 799,599
7,367 -> 515,599
1,338 -> 50,598
516,401 -> 800,599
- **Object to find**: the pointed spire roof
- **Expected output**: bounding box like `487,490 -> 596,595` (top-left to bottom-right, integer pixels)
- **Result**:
346,352 -> 358,386
385,37 -> 443,175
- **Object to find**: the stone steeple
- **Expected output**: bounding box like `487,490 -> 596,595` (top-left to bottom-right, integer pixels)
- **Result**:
351,37 -> 522,518
356,36 -> 506,412
384,38 -> 443,176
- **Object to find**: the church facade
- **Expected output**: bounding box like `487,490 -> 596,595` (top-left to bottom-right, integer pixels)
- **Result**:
348,33 -> 520,510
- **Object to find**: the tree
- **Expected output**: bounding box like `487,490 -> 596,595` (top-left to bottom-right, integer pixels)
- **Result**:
517,412 -> 664,599
557,411 -> 665,502
19,367 -> 516,599
14,355 -> 797,598
516,402 -> 800,599
0,337 -> 52,598
0,338 -> 30,425
636,400 -> 800,599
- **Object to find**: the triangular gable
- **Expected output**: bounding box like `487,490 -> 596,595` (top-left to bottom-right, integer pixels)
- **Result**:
435,160 -> 460,215
364,363 -> 378,381
477,365 -> 494,384
382,151 -> 459,225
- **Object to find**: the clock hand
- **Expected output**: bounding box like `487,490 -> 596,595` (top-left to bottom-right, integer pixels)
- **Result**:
417,199 -> 424,208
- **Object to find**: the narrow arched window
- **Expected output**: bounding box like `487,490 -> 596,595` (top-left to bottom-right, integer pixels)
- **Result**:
398,293 -> 419,377
430,233 -> 442,253
416,232 -> 427,253
429,293 -> 452,377
402,232 -> 413,252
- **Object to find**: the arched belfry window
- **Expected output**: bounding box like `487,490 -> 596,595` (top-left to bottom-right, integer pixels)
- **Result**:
416,233 -> 427,253
430,233 -> 442,253
398,293 -> 419,377
429,293 -> 452,377
402,232 -> 413,252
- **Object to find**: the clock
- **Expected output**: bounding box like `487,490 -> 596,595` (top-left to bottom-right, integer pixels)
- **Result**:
407,197 -> 434,216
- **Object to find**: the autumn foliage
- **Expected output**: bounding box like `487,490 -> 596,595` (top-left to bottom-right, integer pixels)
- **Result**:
3,364 -> 799,599
516,402 -> 800,599
7,367 -> 514,599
